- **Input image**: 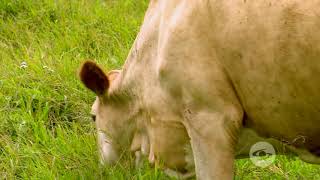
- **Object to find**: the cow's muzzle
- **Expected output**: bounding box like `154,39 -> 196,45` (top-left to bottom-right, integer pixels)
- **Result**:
98,131 -> 119,165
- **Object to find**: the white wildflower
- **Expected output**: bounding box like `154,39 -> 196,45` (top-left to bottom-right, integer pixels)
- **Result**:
20,61 -> 28,69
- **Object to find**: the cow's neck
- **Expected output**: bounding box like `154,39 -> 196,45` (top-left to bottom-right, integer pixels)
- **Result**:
116,41 -> 154,108
116,2 -> 162,109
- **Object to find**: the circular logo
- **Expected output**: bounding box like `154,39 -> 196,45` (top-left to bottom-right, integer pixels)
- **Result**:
249,141 -> 276,168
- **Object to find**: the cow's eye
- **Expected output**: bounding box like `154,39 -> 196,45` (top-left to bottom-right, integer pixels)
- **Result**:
91,115 -> 96,122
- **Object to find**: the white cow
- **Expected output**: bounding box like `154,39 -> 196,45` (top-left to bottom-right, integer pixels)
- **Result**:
80,0 -> 320,179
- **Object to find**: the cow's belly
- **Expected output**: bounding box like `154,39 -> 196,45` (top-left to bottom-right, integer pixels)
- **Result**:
222,53 -> 320,162
216,1 -> 320,154
234,66 -> 320,154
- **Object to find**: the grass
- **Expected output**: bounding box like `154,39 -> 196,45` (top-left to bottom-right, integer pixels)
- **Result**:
1,0 -> 320,179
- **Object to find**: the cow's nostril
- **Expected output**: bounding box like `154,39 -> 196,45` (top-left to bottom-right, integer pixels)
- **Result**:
91,115 -> 96,121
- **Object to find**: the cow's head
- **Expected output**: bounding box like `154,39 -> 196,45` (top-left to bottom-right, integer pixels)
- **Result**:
79,61 -> 193,171
79,60 -> 140,165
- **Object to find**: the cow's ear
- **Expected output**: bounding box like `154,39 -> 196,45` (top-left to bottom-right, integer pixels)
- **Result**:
79,61 -> 109,96
107,70 -> 122,82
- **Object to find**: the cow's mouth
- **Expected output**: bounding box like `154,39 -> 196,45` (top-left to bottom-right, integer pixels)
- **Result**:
98,131 -> 119,165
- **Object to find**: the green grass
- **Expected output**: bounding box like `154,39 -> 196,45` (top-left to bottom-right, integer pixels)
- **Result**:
1,0 -> 320,179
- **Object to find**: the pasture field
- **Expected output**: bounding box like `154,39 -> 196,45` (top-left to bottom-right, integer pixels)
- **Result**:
1,0 -> 320,179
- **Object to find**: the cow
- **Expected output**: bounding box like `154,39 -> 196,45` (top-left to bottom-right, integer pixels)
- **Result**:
79,0 -> 320,179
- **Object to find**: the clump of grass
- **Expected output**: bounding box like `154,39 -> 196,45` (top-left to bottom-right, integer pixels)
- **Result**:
1,0 -> 320,179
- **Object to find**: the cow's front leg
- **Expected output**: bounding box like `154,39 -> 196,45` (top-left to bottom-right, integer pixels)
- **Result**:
183,107 -> 243,180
